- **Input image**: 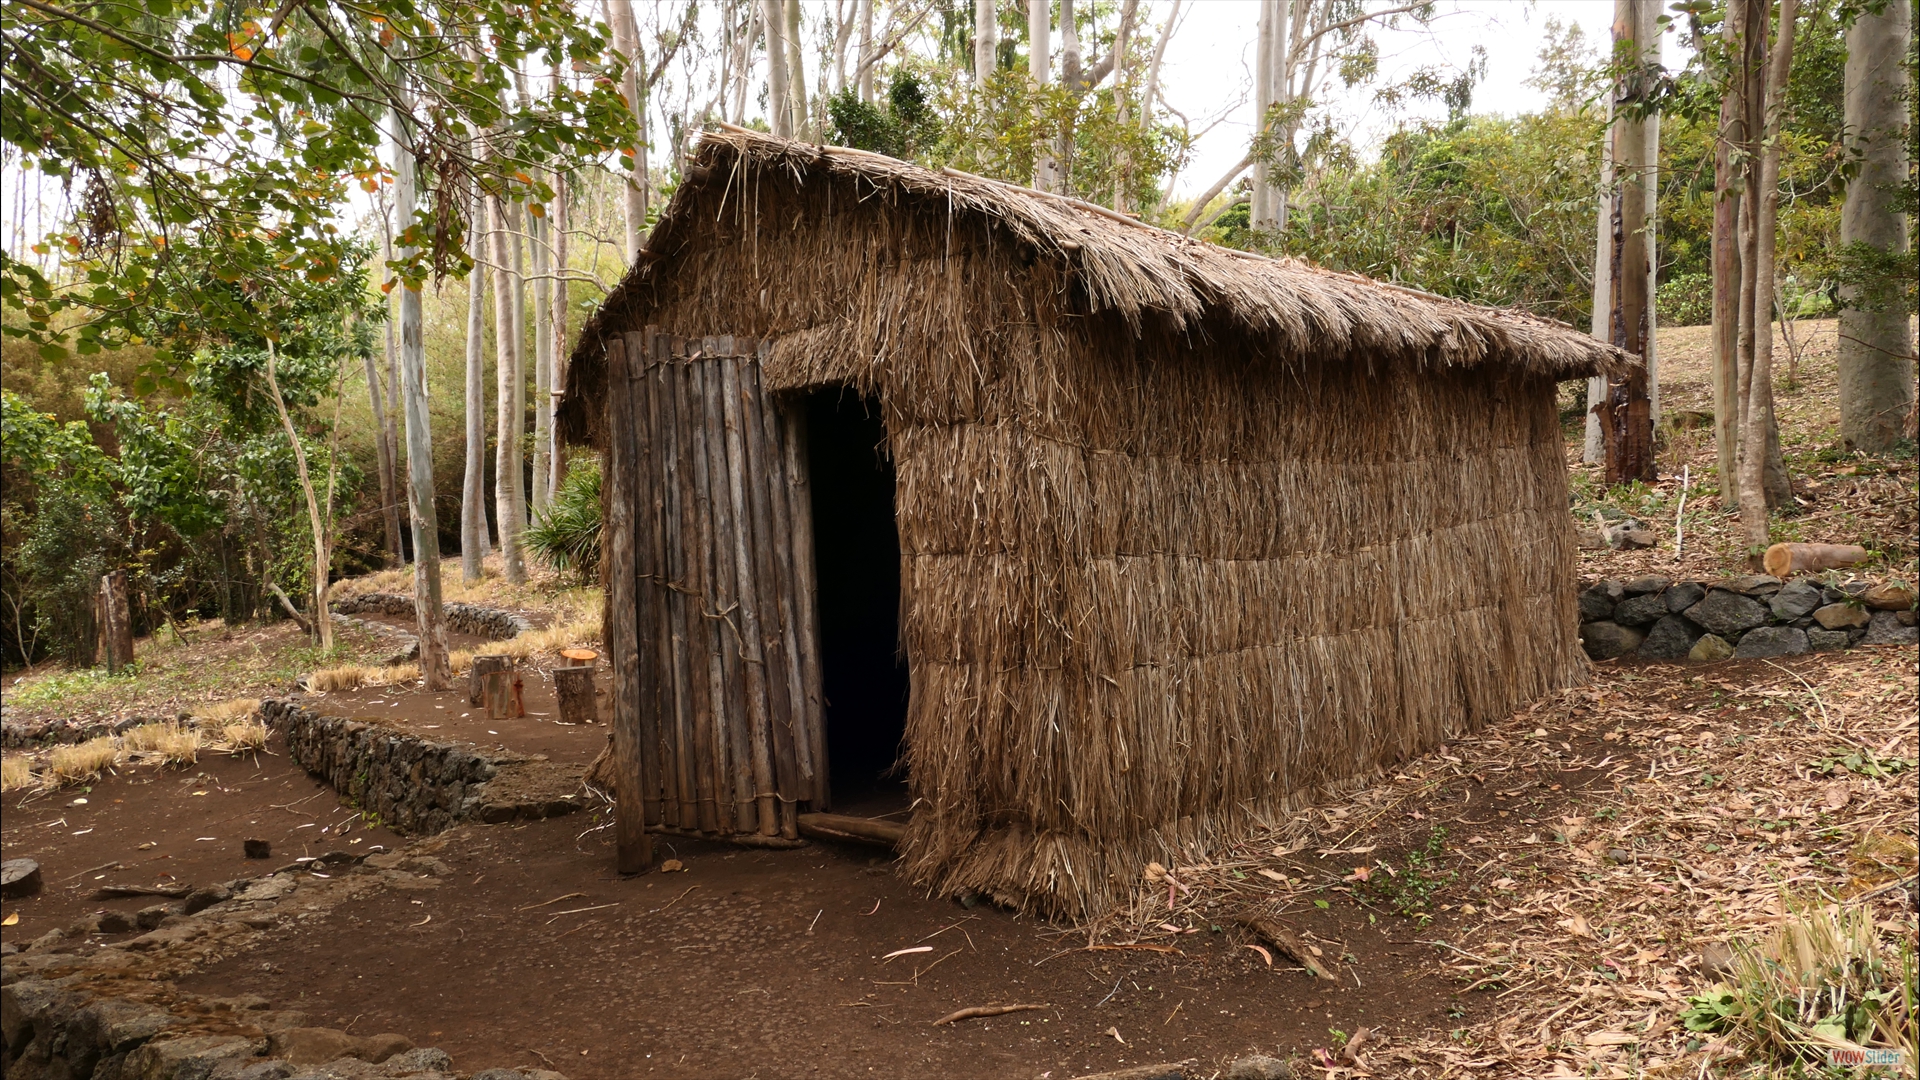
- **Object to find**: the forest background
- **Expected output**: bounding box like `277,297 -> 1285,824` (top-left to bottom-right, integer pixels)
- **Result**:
2,0 -> 1914,671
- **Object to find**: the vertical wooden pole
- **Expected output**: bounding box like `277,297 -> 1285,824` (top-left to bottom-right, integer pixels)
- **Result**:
630,330 -> 668,828
700,342 -> 755,833
741,352 -> 801,839
656,335 -> 701,828
678,344 -> 721,835
780,397 -> 829,808
604,336 -> 652,873
719,350 -> 780,835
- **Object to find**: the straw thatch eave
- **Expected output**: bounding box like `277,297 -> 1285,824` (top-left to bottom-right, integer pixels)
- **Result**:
560,127 -> 1635,446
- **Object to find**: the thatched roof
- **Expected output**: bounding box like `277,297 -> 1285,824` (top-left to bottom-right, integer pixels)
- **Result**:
562,126 -> 1633,435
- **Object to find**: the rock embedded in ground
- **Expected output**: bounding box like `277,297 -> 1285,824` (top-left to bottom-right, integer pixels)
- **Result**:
1769,579 -> 1826,621
1807,629 -> 1852,651
1579,621 -> 1644,661
1225,1055 -> 1293,1080
182,884 -> 232,915
1688,634 -> 1735,662
1734,626 -> 1810,659
1685,590 -> 1770,637
379,1046 -> 454,1074
1863,582 -> 1915,611
1,857 -> 42,899
1812,603 -> 1871,630
1638,616 -> 1703,660
1862,611 -> 1920,646
1664,581 -> 1707,612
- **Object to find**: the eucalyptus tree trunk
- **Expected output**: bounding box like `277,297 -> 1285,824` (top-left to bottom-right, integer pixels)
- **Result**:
461,182 -> 490,584
391,95 -> 453,689
1028,0 -> 1054,191
1251,0 -> 1277,227
610,0 -> 649,259
783,0 -> 809,138
1585,97 -> 1615,465
550,169 -> 570,498
1735,0 -> 1798,557
1838,0 -> 1914,452
488,194 -> 528,584
371,189 -> 404,562
974,0 -> 997,84
737,1 -> 764,119
1597,0 -> 1658,485
1710,12 -> 1743,497
763,0 -> 793,136
856,0 -> 874,103
530,187 -> 553,514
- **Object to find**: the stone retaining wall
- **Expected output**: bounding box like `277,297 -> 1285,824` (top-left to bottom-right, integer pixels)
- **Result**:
329,593 -> 534,641
1578,574 -> 1917,662
261,699 -> 584,835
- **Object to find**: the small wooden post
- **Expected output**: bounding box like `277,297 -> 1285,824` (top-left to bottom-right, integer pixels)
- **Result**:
99,571 -> 134,673
553,666 -> 597,724
482,668 -> 517,720
469,654 -> 513,706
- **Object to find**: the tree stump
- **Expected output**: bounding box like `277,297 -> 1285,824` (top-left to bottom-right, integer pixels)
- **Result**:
470,654 -> 513,706
99,571 -> 134,673
559,648 -> 599,670
553,665 -> 597,724
482,669 -> 517,720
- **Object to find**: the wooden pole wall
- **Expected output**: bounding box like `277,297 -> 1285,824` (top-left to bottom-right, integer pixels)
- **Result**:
604,337 -> 652,873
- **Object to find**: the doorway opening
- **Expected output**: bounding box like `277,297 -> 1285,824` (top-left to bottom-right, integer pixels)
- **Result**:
802,388 -> 909,818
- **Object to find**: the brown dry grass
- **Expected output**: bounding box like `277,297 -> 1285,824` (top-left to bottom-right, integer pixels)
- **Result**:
46,736 -> 119,784
1,754 -> 36,792
119,721 -> 201,766
305,662 -> 420,692
193,697 -> 261,724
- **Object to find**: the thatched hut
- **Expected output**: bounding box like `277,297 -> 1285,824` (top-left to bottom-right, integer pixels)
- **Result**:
558,126 -> 1633,917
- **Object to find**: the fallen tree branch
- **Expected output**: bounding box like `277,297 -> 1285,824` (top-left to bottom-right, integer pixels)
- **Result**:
931,1002 -> 1048,1026
1239,914 -> 1336,980
266,582 -> 314,635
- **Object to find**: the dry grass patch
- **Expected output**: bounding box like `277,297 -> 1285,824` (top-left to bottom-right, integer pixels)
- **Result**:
306,662 -> 420,692
2,754 -> 37,792
213,719 -> 269,753
120,722 -> 202,766
47,737 -> 119,785
194,697 -> 261,724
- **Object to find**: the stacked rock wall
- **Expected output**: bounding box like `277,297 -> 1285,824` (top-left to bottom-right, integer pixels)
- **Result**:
330,593 -> 534,641
1577,574 -> 1917,661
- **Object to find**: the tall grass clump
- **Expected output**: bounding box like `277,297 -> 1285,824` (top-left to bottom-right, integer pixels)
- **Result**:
2,754 -> 37,792
525,456 -> 601,580
120,722 -> 201,766
48,737 -> 119,784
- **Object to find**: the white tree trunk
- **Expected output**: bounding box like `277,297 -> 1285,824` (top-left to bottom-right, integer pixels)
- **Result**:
784,0 -> 810,138
763,0 -> 793,136
391,95 -> 453,690
1585,98 -> 1615,464
461,184 -> 490,584
550,168 -> 570,498
856,0 -> 874,103
975,0 -> 998,84
530,188 -> 553,515
610,0 -> 649,259
1028,0 -> 1054,191
489,195 -> 528,584
263,341 -> 334,652
1838,0 -> 1915,452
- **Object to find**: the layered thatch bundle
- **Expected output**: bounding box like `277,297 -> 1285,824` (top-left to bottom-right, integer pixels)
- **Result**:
562,127 -> 1633,917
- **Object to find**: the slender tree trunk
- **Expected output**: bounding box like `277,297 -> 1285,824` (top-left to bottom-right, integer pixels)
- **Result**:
1586,97 -> 1615,464
489,194 -> 529,584
462,183 -> 490,584
550,168 -> 570,497
1838,0 -> 1915,452
530,186 -> 553,515
763,0 -> 793,136
263,341 -> 333,652
373,190 -> 406,561
611,0 -> 649,259
392,98 -> 453,690
1141,0 -> 1179,131
1737,0 -> 1798,557
1711,31 -> 1743,500
975,0 -> 998,84
1600,0 -> 1657,484
784,0 -> 810,138
856,0 -> 874,103
1028,0 -> 1054,190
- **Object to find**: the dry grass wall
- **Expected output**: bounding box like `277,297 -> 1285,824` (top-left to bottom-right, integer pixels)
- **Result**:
568,149 -> 1592,916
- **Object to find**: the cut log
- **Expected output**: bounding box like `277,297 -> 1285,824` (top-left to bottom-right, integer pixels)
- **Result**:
1763,542 -> 1869,579
1240,914 -> 1336,980
553,665 -> 597,724
482,668 -> 517,720
99,571 -> 135,672
796,813 -> 905,848
559,648 -> 599,669
469,654 -> 513,706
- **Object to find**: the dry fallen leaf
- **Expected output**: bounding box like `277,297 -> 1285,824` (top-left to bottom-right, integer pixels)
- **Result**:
1243,944 -> 1273,967
1106,1027 -> 1127,1045
1560,913 -> 1593,939
1257,868 -> 1287,882
659,859 -> 685,872
1143,861 -> 1167,883
1824,783 -> 1851,811
1344,866 -> 1372,883
2,912 -> 18,926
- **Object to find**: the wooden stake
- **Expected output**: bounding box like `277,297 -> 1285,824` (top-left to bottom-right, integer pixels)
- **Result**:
553,666 -> 597,725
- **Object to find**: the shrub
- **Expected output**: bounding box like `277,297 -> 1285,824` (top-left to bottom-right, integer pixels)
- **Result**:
526,456 -> 602,581
1657,271 -> 1713,327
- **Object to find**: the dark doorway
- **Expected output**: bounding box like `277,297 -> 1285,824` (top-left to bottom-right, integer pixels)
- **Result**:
803,389 -> 909,816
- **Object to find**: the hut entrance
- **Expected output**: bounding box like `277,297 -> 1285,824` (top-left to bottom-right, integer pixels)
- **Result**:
802,390 -> 910,820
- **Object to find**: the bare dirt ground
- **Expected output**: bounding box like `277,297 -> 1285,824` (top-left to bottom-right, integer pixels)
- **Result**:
6,326 -> 1916,1079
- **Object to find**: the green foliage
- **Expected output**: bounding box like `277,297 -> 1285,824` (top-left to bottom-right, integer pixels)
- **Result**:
525,456 -> 602,581
828,72 -> 943,160
1658,271 -> 1714,327
1355,827 -> 1457,923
